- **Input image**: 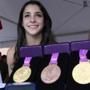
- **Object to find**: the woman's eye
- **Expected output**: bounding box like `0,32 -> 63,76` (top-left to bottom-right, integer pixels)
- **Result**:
36,14 -> 43,17
24,14 -> 30,18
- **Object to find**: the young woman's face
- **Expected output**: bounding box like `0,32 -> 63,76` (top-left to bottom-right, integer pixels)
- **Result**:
22,4 -> 44,36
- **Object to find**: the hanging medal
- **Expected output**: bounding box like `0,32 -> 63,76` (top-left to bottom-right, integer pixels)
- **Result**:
72,49 -> 90,84
41,53 -> 61,84
13,57 -> 32,83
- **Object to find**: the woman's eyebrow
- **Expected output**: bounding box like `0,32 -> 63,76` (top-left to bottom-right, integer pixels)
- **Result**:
24,11 -> 42,14
23,12 -> 30,15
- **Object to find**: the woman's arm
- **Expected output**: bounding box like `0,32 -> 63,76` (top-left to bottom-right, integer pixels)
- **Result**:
7,46 -> 15,76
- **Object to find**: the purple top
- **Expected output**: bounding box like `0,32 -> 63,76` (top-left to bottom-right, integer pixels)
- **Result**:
44,43 -> 70,55
20,45 -> 42,57
71,40 -> 90,51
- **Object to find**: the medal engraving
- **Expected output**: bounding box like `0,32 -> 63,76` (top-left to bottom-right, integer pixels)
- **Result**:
41,64 -> 61,84
13,66 -> 31,83
13,57 -> 32,83
72,62 -> 90,84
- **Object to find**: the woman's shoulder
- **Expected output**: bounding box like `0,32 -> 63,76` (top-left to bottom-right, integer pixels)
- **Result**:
7,45 -> 16,63
7,41 -> 16,52
7,46 -> 15,56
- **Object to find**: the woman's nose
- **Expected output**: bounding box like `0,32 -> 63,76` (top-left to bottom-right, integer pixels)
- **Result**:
30,16 -> 36,23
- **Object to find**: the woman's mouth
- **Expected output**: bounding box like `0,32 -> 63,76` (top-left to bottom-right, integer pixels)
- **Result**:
28,25 -> 38,29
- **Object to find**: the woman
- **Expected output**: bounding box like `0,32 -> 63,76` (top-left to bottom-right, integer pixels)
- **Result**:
7,0 -> 55,79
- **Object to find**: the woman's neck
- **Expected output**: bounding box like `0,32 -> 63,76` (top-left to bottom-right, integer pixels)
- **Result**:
26,33 -> 42,46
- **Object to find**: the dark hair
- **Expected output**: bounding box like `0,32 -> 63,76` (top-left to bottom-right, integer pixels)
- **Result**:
14,0 -> 55,61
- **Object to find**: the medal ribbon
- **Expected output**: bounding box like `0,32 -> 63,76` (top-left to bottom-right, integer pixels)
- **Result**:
79,49 -> 88,62
49,52 -> 59,64
24,57 -> 32,66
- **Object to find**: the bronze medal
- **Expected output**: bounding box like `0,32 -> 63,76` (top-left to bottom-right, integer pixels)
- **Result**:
41,53 -> 60,84
41,64 -> 61,84
72,62 -> 90,84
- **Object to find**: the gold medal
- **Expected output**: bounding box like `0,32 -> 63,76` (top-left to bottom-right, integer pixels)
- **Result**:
13,57 -> 32,83
41,64 -> 61,84
13,66 -> 31,83
72,62 -> 90,84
